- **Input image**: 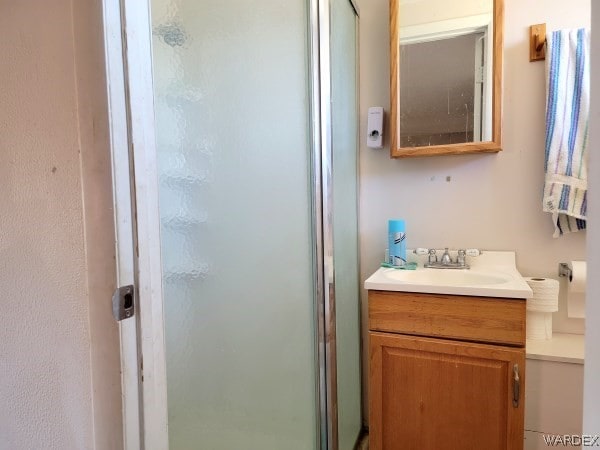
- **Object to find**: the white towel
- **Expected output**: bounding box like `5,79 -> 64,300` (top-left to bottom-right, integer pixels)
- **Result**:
543,29 -> 589,237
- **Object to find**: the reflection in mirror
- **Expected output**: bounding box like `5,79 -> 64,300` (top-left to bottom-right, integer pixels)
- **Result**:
400,31 -> 488,147
390,0 -> 503,157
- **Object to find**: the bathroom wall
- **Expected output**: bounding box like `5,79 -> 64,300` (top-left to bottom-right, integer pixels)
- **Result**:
358,0 -> 589,420
400,0 -> 491,27
0,1 -> 121,448
584,0 -> 600,433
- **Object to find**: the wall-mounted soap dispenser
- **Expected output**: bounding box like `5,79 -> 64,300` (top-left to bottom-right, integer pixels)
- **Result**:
367,106 -> 384,148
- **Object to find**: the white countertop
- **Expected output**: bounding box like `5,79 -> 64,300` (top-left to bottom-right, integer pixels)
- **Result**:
364,251 -> 533,299
526,333 -> 585,364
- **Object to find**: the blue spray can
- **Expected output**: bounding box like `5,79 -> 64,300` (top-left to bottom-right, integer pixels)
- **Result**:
388,220 -> 406,267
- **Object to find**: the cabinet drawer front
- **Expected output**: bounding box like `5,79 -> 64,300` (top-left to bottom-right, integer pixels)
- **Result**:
369,290 -> 526,346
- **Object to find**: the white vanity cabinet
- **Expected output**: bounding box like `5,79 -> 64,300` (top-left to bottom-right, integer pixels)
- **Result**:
524,335 -> 585,449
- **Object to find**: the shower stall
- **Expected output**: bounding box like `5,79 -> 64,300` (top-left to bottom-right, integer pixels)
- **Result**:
105,0 -> 361,448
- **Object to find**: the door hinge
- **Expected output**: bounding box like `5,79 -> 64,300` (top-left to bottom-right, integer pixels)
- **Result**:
112,285 -> 135,321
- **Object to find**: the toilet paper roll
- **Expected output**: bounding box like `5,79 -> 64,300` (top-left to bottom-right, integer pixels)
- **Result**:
526,310 -> 553,340
525,277 -> 559,313
568,261 -> 587,293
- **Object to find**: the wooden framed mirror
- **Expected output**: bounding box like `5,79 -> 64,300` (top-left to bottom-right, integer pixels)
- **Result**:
390,0 -> 503,158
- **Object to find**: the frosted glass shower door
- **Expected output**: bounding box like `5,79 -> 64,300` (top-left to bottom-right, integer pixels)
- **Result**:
330,0 -> 361,448
150,1 -> 317,448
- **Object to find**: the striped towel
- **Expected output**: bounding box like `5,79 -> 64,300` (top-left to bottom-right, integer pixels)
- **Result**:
543,29 -> 589,238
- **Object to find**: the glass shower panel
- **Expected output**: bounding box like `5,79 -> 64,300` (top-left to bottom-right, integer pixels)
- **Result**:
150,1 -> 317,448
330,0 -> 361,448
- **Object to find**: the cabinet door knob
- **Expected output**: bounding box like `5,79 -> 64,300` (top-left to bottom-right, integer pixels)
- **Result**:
513,364 -> 520,408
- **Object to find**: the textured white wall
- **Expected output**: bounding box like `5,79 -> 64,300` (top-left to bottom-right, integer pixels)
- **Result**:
358,0 -> 590,421
0,1 -> 93,447
0,1 -> 121,449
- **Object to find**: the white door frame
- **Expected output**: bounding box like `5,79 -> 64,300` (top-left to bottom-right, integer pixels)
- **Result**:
102,1 -> 141,448
103,0 -> 168,449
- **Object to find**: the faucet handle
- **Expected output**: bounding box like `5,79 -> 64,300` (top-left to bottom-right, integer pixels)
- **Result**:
427,248 -> 438,264
457,249 -> 467,266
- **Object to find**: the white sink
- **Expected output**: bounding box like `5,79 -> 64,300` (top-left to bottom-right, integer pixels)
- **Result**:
383,268 -> 511,286
365,251 -> 532,298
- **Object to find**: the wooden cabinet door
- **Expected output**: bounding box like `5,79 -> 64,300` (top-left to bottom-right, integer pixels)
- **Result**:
370,332 -> 525,450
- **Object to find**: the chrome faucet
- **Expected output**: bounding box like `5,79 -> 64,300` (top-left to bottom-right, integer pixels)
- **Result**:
418,248 -> 481,269
440,248 -> 452,266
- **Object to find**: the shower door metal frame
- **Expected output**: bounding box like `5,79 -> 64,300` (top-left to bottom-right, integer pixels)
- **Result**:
103,0 -> 359,449
310,0 -> 335,447
311,1 -> 359,448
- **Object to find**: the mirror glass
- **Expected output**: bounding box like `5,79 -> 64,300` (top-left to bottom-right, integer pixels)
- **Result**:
391,0 -> 502,157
